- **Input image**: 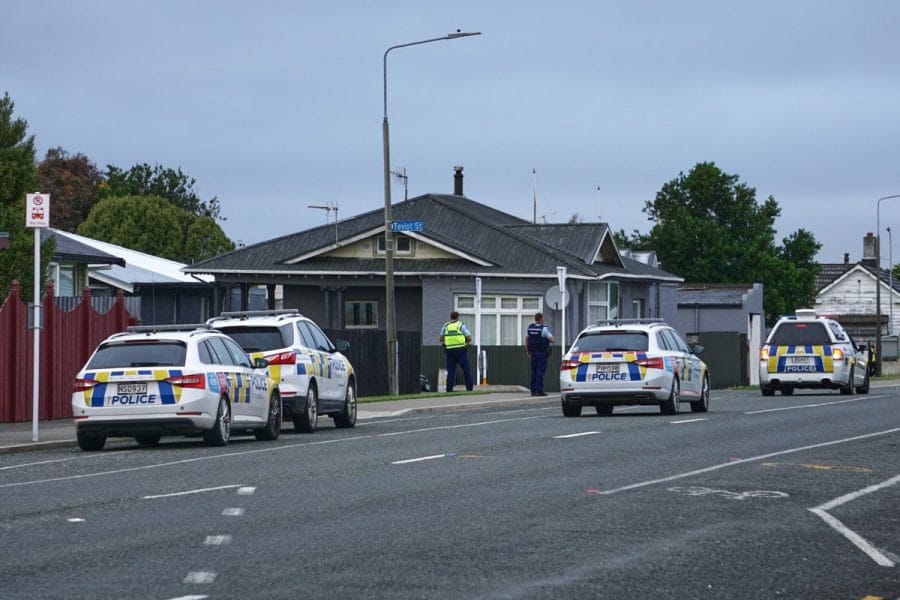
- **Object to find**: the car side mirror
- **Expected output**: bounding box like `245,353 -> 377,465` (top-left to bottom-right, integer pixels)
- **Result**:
856,343 -> 868,352
689,344 -> 705,356
333,339 -> 350,353
253,357 -> 269,369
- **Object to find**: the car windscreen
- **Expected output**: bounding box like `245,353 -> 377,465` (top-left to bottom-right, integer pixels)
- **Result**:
215,326 -> 288,352
570,331 -> 649,352
768,322 -> 831,346
86,341 -> 187,369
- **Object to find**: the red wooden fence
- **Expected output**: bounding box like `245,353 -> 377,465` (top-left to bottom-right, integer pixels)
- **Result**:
0,281 -> 136,422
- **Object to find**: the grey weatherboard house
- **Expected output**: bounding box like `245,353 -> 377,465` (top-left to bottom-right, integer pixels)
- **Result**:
184,173 -> 683,393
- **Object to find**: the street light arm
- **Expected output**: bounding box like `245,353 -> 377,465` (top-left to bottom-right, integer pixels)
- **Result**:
383,32 -> 482,117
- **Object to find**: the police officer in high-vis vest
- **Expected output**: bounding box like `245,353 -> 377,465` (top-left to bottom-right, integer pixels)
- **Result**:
525,312 -> 555,396
440,311 -> 473,392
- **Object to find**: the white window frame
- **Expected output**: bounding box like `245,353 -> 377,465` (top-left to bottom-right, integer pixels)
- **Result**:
344,300 -> 378,329
455,294 -> 542,346
587,281 -> 619,323
375,235 -> 413,256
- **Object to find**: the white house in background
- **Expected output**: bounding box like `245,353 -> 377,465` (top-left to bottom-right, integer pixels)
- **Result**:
814,232 -> 900,358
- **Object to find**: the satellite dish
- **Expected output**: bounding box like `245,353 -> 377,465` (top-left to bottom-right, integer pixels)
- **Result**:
545,286 -> 569,311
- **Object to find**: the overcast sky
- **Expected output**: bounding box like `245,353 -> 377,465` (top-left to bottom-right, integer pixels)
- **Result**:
4,1 -> 899,264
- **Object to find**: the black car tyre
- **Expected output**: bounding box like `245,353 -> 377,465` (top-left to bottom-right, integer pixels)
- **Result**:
856,368 -> 870,394
761,385 -> 775,397
203,396 -> 231,447
333,384 -> 357,429
294,385 -> 318,433
77,430 -> 106,452
134,434 -> 162,446
595,404 -> 614,416
562,400 -> 582,417
255,392 -> 282,441
781,387 -> 794,396
839,366 -> 854,395
660,377 -> 680,415
690,375 -> 710,413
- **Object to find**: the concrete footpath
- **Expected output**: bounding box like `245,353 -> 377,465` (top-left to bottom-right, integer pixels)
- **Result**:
0,385 -> 542,455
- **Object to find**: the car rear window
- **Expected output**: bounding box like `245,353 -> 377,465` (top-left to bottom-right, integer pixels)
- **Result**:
571,331 -> 649,352
87,341 -> 187,369
769,322 -> 832,346
216,326 -> 290,352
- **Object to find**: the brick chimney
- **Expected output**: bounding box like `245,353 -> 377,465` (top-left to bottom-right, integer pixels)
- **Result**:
453,166 -> 464,196
861,232 -> 877,268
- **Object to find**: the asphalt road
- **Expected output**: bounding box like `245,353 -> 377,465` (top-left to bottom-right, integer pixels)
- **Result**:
1,388 -> 898,599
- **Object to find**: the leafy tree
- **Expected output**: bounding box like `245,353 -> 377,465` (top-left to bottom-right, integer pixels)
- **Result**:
78,195 -> 234,263
100,163 -> 222,220
0,92 -> 55,302
642,162 -> 821,325
612,228 -> 653,251
36,147 -> 103,232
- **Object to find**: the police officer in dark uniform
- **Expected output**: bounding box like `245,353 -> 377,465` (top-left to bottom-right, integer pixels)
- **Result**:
525,312 -> 555,396
440,311 -> 473,392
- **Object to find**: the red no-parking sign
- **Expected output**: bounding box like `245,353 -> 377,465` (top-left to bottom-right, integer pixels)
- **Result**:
26,193 -> 51,228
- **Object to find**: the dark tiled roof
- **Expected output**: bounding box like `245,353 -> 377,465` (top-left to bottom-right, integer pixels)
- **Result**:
186,193 -> 680,281
818,261 -> 900,293
42,229 -> 126,267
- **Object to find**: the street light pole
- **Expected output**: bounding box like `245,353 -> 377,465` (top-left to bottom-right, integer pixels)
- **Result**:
875,194 -> 900,376
382,31 -> 481,396
889,226 -> 893,337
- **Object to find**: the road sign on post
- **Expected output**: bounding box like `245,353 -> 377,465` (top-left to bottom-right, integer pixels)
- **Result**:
25,193 -> 50,442
391,220 -> 424,232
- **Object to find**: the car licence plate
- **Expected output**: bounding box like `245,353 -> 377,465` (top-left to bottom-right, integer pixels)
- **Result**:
596,363 -> 620,373
788,356 -> 813,366
117,382 -> 147,394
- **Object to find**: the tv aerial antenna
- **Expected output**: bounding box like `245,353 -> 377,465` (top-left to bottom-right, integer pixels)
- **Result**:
391,167 -> 408,201
308,202 -> 339,244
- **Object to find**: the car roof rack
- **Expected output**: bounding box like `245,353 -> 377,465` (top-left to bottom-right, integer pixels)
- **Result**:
127,324 -> 212,334
593,318 -> 667,327
208,309 -> 303,322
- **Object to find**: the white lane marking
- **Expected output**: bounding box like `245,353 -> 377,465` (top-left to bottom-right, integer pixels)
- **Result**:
142,485 -> 244,500
204,535 -> 233,546
67,518 -> 85,523
359,395 -> 552,420
554,431 -> 601,439
596,427 -> 900,496
746,396 -> 877,414
0,415 -> 542,489
236,486 -> 256,495
166,596 -> 208,600
0,449 -> 138,472
670,419 -> 707,424
222,508 -> 244,517
808,474 -> 900,567
183,572 -> 217,584
392,454 -> 448,465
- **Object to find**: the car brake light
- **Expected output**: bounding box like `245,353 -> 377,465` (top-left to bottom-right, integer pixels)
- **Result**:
266,351 -> 296,365
560,359 -> 581,370
832,347 -> 844,361
166,374 -> 206,389
73,379 -> 98,393
634,357 -> 664,370
760,347 -> 770,360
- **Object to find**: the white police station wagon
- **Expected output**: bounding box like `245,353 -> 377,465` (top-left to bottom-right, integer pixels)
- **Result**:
560,320 -> 710,416
72,325 -> 281,451
759,309 -> 870,396
208,310 -> 356,433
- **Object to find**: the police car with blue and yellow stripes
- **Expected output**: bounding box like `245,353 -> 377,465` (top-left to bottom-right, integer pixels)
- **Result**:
759,309 -> 870,396
560,319 -> 710,416
72,324 -> 281,451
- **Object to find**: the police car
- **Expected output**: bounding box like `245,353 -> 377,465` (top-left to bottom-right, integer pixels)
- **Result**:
72,325 -> 281,451
759,309 -> 870,396
560,320 -> 710,416
208,310 -> 356,433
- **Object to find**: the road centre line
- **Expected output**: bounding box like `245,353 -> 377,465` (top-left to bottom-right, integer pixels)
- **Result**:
392,454 -> 449,464
809,474 -> 900,567
596,427 -> 900,496
554,431 -> 601,439
222,508 -> 244,516
670,419 -> 707,424
166,596 -> 208,600
0,415 -> 542,489
745,396 -> 879,414
0,449 -> 137,472
142,484 -> 245,500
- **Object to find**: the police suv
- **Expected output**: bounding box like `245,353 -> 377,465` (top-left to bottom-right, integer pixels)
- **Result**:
208,310 -> 356,433
759,309 -> 870,396
72,325 -> 281,451
560,319 -> 710,416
